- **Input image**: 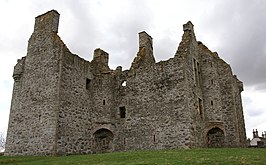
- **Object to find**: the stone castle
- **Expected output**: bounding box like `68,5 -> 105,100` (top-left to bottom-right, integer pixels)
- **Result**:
5,10 -> 246,156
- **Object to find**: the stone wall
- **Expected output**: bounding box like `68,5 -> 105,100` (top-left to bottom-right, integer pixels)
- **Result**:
56,50 -> 93,155
5,10 -> 246,156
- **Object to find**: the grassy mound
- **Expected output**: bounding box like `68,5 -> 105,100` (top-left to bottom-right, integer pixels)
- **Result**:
0,148 -> 265,165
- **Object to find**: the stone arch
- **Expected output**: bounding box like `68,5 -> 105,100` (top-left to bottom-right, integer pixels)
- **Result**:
207,127 -> 225,147
93,128 -> 114,153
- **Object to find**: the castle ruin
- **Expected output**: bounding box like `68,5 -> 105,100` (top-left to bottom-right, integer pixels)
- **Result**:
5,10 -> 246,156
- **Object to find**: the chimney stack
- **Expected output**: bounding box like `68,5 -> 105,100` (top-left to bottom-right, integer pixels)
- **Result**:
253,129 -> 256,138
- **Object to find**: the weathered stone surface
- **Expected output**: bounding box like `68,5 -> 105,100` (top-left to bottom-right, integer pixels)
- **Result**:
5,10 -> 246,156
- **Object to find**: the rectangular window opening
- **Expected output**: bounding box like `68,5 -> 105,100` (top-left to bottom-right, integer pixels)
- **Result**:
103,99 -> 105,105
193,59 -> 201,86
86,78 -> 91,89
197,62 -> 200,73
197,62 -> 201,85
211,100 -> 213,106
193,59 -> 197,84
198,98 -> 203,118
119,106 -> 126,118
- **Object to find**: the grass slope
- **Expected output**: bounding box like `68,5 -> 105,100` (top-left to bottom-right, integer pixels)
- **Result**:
0,148 -> 266,165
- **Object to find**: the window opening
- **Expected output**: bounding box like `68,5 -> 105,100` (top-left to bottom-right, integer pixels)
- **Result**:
119,106 -> 126,118
193,59 -> 197,84
198,98 -> 203,118
122,80 -> 127,87
103,99 -> 105,105
153,135 -> 156,142
197,62 -> 201,85
86,78 -> 91,89
211,100 -> 213,106
193,59 -> 201,86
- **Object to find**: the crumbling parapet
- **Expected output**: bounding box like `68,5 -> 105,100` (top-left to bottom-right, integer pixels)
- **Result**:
183,21 -> 194,31
233,75 -> 244,92
13,57 -> 26,82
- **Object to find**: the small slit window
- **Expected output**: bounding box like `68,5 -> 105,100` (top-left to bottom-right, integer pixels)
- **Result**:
211,100 -> 214,106
210,79 -> 214,85
119,106 -> 126,118
86,78 -> 91,89
103,99 -> 105,105
198,98 -> 203,118
193,59 -> 201,86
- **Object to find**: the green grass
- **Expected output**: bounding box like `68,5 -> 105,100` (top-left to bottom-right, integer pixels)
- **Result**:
0,148 -> 266,165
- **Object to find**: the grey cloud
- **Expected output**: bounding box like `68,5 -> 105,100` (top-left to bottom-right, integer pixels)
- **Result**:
30,1 -> 106,61
95,0 -> 154,69
242,95 -> 252,106
246,108 -> 265,117
37,1 -> 155,70
153,35 -> 178,61
199,0 -> 266,90
58,1 -> 103,60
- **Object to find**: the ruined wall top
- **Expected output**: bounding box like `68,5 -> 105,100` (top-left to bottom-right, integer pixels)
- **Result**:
91,48 -> 110,73
183,21 -> 194,32
139,31 -> 153,49
131,31 -> 155,69
34,10 -> 60,33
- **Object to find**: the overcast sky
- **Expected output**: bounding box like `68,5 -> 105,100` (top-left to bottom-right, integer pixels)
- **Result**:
0,0 -> 265,139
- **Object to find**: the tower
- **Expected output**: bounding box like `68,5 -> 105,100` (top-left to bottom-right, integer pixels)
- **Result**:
5,10 -> 62,155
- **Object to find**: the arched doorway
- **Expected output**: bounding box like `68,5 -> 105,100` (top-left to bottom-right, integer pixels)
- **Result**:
93,128 -> 114,153
207,127 -> 225,147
